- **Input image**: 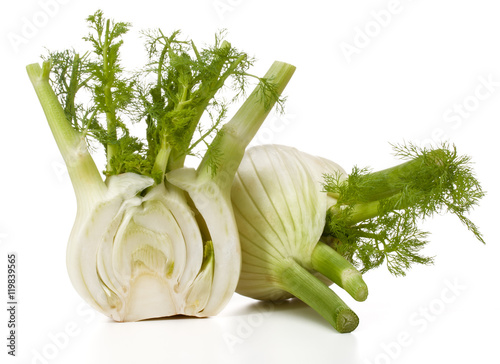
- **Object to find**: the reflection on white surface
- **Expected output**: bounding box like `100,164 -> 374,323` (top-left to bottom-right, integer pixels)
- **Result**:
64,295 -> 361,364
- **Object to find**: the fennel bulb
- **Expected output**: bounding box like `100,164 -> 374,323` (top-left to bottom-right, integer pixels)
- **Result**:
232,145 -> 365,332
231,143 -> 484,332
27,11 -> 295,321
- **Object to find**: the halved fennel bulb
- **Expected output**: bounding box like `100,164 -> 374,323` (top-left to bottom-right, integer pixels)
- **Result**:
68,171 -> 240,321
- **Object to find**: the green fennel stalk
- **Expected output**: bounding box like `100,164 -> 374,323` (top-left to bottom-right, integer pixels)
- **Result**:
323,143 -> 485,276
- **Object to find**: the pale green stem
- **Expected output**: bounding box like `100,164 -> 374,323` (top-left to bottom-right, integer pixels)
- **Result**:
197,61 -> 296,189
27,62 -> 106,210
102,19 -> 119,173
311,241 -> 368,302
152,139 -> 172,180
329,200 -> 383,225
329,150 -> 447,225
278,258 -> 359,333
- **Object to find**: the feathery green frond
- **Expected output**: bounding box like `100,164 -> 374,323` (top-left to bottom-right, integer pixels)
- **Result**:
323,142 -> 485,275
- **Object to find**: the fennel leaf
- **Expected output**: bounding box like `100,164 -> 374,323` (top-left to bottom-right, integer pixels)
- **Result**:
323,142 -> 485,276
43,10 -> 287,182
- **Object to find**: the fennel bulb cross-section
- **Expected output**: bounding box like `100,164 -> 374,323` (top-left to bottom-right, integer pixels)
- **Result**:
26,11 -> 295,322
68,173 -> 232,321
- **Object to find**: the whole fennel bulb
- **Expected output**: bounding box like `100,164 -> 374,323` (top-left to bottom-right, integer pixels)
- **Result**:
231,143 -> 484,332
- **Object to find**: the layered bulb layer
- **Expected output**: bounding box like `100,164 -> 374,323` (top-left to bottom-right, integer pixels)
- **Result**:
68,171 -> 240,321
231,144 -> 346,300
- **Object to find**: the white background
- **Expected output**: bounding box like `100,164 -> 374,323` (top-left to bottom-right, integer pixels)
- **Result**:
1,0 -> 499,363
